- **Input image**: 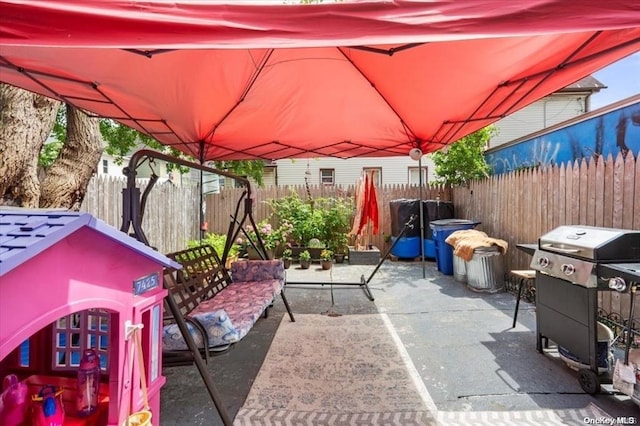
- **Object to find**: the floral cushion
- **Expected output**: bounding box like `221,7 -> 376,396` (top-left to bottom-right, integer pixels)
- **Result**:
192,280 -> 282,340
231,259 -> 285,283
163,260 -> 286,352
162,309 -> 238,351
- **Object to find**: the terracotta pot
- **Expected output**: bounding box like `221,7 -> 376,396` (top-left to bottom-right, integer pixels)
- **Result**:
247,246 -> 274,260
321,260 -> 332,270
300,259 -> 311,269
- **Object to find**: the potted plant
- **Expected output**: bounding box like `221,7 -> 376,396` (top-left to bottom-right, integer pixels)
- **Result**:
281,248 -> 293,269
307,238 -> 325,261
244,219 -> 291,259
330,233 -> 350,264
320,249 -> 333,270
317,197 -> 354,262
299,250 -> 311,269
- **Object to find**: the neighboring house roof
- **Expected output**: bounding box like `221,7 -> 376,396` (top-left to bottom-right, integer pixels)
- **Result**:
558,76 -> 606,92
0,208 -> 181,275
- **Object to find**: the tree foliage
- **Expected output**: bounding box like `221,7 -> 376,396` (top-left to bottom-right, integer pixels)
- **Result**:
431,126 -> 496,186
45,111 -> 266,184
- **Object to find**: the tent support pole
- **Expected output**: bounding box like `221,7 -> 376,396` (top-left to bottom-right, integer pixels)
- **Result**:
419,155 -> 426,278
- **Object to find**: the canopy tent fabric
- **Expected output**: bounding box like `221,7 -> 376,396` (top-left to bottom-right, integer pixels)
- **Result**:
1,1 -> 639,161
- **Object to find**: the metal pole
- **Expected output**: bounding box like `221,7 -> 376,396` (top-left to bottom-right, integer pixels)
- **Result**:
418,156 -> 425,278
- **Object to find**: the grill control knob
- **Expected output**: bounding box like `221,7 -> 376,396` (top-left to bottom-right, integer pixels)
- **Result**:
561,264 -> 575,276
537,257 -> 551,268
608,277 -> 627,292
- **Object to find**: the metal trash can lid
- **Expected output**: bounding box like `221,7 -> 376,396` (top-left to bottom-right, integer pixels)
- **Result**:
474,245 -> 502,254
429,219 -> 481,229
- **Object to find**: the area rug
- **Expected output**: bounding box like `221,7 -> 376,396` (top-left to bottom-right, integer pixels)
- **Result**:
233,313 -> 438,425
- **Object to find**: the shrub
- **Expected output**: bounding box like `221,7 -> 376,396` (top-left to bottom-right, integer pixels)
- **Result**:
267,191 -> 322,245
187,232 -> 240,258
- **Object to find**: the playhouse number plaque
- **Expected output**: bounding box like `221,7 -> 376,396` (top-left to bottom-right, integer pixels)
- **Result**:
133,272 -> 160,295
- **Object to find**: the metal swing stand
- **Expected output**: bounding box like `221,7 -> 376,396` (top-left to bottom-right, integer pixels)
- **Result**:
121,149 -> 270,426
286,214 -> 419,302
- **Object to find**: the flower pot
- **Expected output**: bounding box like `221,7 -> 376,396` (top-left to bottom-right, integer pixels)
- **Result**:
300,259 -> 311,269
334,253 -> 345,264
321,260 -> 332,270
247,246 -> 274,260
283,259 -> 292,269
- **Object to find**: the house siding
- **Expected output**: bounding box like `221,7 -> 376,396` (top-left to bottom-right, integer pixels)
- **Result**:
275,156 -> 437,186
488,94 -> 588,148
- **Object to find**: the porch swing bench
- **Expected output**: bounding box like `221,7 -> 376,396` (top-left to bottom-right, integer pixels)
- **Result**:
161,244 -> 295,366
121,149 -> 296,423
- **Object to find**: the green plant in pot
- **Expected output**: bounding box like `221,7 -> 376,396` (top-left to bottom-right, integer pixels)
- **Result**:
307,237 -> 325,260
329,233 -> 350,263
299,250 -> 311,269
317,196 -> 354,256
320,249 -> 333,270
281,248 -> 293,269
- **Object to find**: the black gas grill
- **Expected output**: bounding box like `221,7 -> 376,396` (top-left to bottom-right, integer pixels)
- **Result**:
530,225 -> 640,394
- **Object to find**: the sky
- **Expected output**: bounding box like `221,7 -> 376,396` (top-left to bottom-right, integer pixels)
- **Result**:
589,51 -> 640,110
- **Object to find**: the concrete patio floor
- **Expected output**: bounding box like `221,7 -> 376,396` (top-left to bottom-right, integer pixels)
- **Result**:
160,259 -> 640,425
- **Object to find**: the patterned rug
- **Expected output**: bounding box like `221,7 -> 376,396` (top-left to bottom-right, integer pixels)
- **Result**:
234,314 -> 616,426
234,313 -> 438,425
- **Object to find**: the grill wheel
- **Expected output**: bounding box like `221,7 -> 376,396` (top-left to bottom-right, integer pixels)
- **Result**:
578,368 -> 601,395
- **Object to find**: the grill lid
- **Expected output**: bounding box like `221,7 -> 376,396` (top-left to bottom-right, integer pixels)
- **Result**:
538,225 -> 640,261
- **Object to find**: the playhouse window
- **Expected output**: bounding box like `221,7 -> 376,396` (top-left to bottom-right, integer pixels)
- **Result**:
53,309 -> 109,372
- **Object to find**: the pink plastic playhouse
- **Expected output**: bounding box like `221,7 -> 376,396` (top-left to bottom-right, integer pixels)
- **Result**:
0,209 -> 180,425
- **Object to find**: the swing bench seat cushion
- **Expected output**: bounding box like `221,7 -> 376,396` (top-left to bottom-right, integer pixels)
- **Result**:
162,257 -> 285,351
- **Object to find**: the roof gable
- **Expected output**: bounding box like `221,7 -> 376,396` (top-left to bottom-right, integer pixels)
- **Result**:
0,208 -> 180,275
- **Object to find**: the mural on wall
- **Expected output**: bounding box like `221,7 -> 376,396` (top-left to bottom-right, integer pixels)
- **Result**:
486,101 -> 640,175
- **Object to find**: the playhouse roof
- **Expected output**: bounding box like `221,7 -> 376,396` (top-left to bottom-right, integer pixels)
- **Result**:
0,209 -> 181,275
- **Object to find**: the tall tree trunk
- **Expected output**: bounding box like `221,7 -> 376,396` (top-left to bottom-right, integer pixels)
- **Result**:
0,84 -> 60,207
40,105 -> 103,209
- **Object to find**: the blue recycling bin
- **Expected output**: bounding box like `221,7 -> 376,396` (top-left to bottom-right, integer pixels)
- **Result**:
423,239 -> 436,259
430,219 -> 481,275
390,236 -> 421,258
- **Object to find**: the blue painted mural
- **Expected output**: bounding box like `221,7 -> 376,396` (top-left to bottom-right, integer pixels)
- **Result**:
486,101 -> 640,175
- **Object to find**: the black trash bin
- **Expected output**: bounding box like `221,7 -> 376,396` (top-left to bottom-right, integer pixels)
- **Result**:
389,199 -> 421,258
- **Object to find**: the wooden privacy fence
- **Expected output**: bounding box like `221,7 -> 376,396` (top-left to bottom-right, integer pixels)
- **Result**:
453,152 -> 639,319
81,154 -> 638,317
81,175 -> 200,253
204,184 -> 451,250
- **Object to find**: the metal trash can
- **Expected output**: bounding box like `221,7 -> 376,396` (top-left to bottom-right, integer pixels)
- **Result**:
466,246 -> 504,292
453,255 -> 467,283
430,219 -> 481,275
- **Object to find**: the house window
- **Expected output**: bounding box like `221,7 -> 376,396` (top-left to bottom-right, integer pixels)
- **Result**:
320,169 -> 335,185
363,168 -> 381,187
102,159 -> 108,174
408,167 -> 427,185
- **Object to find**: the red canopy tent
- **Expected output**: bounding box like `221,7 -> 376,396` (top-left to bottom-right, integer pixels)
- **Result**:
1,2 -> 639,423
1,1 -> 639,161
